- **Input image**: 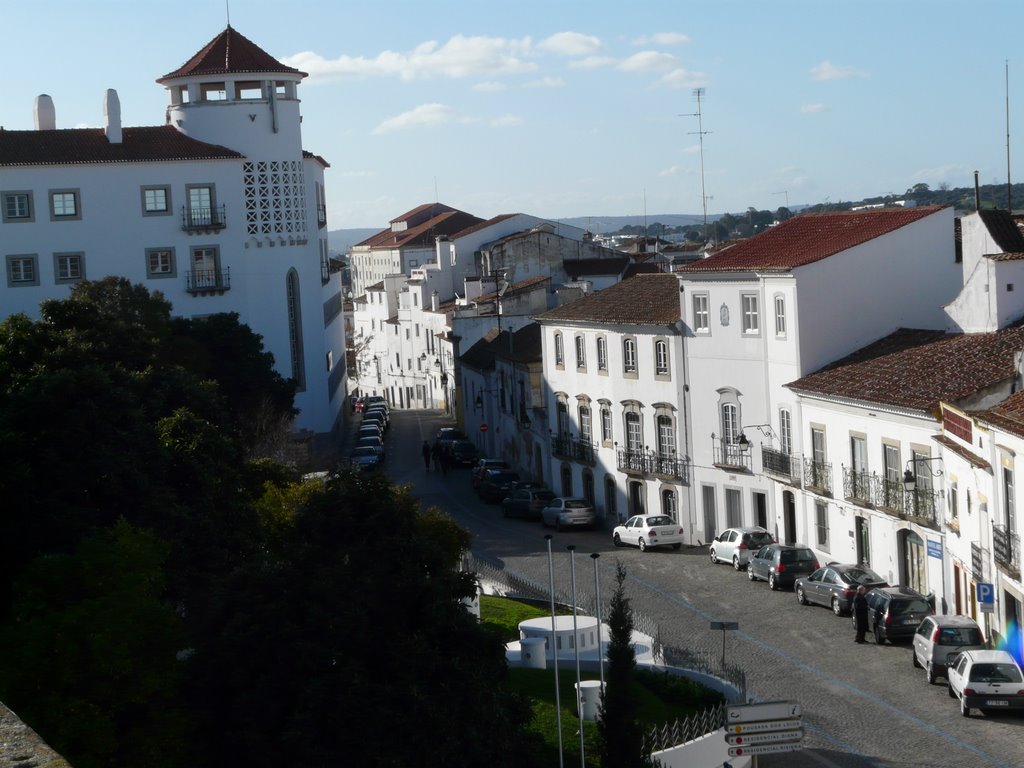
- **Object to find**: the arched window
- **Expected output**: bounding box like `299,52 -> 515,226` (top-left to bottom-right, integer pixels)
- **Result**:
597,336 -> 608,371
662,488 -> 678,521
623,337 -> 637,373
721,403 -> 738,443
625,412 -> 642,451
556,399 -> 569,436
657,414 -> 676,457
561,464 -> 574,496
575,335 -> 586,368
654,339 -> 670,375
554,332 -> 564,366
600,402 -> 613,443
579,405 -> 592,443
286,268 -> 305,390
604,475 -> 618,522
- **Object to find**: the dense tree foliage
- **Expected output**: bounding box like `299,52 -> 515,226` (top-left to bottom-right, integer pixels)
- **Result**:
0,278 -> 535,768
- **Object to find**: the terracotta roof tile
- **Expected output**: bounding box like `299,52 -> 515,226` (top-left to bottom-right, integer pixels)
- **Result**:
536,273 -> 681,325
985,252 -> 1024,262
158,26 -> 305,82
452,213 -> 520,238
932,434 -> 991,469
682,206 -> 946,273
0,126 -> 242,166
975,390 -> 1024,439
356,209 -> 484,250
978,209 -> 1024,253
788,324 -> 1024,411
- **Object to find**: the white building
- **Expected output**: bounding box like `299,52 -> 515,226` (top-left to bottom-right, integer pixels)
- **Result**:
677,206 -> 959,544
0,26 -> 344,455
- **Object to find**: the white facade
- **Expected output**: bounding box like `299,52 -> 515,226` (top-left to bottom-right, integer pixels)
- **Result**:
0,27 -> 344,447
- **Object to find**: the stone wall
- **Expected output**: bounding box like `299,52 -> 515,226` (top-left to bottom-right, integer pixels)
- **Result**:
0,702 -> 70,767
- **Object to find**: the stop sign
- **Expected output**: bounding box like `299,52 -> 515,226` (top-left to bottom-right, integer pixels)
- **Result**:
480,423 -> 489,433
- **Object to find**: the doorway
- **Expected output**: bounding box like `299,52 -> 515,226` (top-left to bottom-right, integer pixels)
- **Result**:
855,516 -> 870,566
899,529 -> 925,592
628,480 -> 645,517
753,491 -> 767,530
783,490 -> 797,545
701,485 -> 717,543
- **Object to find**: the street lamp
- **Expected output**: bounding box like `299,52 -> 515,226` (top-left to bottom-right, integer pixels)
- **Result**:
737,424 -> 777,450
903,457 -> 944,492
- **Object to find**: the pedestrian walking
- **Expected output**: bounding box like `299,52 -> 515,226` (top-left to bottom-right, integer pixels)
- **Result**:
422,440 -> 432,470
853,585 -> 869,644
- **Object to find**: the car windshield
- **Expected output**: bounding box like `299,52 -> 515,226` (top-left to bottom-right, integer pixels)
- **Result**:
646,516 -> 674,526
781,549 -> 816,563
969,663 -> 1023,683
937,627 -> 984,646
845,566 -> 885,584
890,598 -> 930,616
564,500 -> 590,509
746,532 -> 774,547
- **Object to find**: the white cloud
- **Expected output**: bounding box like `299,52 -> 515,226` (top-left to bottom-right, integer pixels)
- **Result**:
684,144 -> 702,154
283,35 -> 537,83
801,103 -> 830,113
659,165 -> 694,177
654,68 -> 708,89
810,60 -> 868,81
473,81 -> 507,92
538,31 -> 603,56
633,33 -> 691,46
491,114 -> 524,127
372,103 -> 456,134
524,76 -> 566,88
569,55 -> 617,70
618,51 -> 678,73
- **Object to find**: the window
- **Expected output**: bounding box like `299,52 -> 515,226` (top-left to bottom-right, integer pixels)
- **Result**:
741,293 -> 759,334
6,254 -> 38,286
623,337 -> 637,373
655,340 -> 670,375
625,412 -> 642,451
287,269 -> 305,391
657,415 -> 675,457
693,293 -> 710,333
237,80 -> 262,100
2,191 -> 34,223
775,295 -> 786,336
53,252 -> 84,283
554,332 -> 564,367
662,488 -> 677,520
1004,466 -> 1016,530
597,336 -> 608,371
721,403 -> 739,444
881,443 -> 901,508
141,186 -> 171,216
580,406 -> 592,443
575,335 -> 586,369
816,502 -> 829,549
146,248 -> 175,278
556,401 -> 569,436
601,406 -> 613,443
201,82 -> 227,101
49,189 -> 80,220
186,185 -> 217,227
779,408 -> 792,454
949,480 -> 959,522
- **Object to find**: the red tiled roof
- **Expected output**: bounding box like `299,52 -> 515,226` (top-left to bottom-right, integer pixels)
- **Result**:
932,434 -> 991,469
975,390 -> 1024,440
536,273 -> 681,325
158,26 -> 305,83
986,252 -> 1024,262
452,213 -> 520,239
303,150 -> 330,168
787,323 -> 1024,412
0,125 -> 242,166
977,209 -> 1024,253
356,209 -> 485,249
475,275 -> 550,303
682,207 -> 946,273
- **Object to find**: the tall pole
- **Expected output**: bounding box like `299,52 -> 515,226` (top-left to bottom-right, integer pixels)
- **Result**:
591,553 -> 604,689
545,535 -> 564,768
567,545 -> 585,766
1007,60 -> 1012,213
690,88 -> 710,245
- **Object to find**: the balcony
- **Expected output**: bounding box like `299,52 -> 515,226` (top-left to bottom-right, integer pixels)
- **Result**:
317,205 -> 328,228
181,204 -> 227,232
843,467 -> 873,506
616,448 -> 689,483
802,458 -> 832,496
874,476 -> 904,513
551,434 -> 595,465
761,446 -> 799,483
993,524 -> 1021,578
186,267 -> 231,295
904,487 -> 942,529
712,437 -> 751,472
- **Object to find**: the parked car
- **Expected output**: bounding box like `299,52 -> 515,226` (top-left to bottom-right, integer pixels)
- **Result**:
478,470 -> 521,503
471,459 -> 510,489
449,439 -> 480,467
355,435 -> 385,459
363,406 -> 389,427
947,649 -> 1024,717
856,586 -> 933,644
503,488 -> 556,520
747,544 -> 819,590
505,480 -> 547,495
913,615 -> 987,684
349,446 -> 382,470
709,527 -> 775,570
612,514 -> 685,552
436,427 -> 466,446
794,563 -> 888,616
360,395 -> 389,413
357,424 -> 384,441
541,497 -> 596,531
362,411 -> 388,431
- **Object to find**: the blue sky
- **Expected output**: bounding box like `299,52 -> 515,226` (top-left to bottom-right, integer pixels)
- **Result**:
2,0 -> 1023,228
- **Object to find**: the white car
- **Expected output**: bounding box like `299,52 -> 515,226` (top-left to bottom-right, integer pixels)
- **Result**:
612,514 -> 685,552
709,526 -> 775,570
541,497 -> 595,531
947,649 -> 1024,717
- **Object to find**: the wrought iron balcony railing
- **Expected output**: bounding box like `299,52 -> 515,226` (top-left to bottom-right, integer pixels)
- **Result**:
874,476 -> 904,512
616,448 -> 689,483
761,446 -> 799,482
181,204 -> 227,231
803,458 -> 832,496
712,437 -> 751,472
993,524 -> 1021,576
551,434 -> 595,465
186,267 -> 231,295
904,487 -> 941,528
842,467 -> 873,505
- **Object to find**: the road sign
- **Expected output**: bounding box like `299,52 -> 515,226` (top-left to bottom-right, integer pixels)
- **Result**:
726,701 -> 801,724
728,743 -> 803,757
726,718 -> 805,735
927,539 -> 943,559
726,728 -> 803,746
479,423 -> 488,433
710,621 -> 739,630
977,582 -> 994,614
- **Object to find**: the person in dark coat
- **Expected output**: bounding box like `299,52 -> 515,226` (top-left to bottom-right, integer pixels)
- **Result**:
852,585 -> 869,644
422,440 -> 432,470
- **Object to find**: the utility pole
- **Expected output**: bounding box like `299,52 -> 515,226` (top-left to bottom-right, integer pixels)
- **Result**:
682,88 -> 711,245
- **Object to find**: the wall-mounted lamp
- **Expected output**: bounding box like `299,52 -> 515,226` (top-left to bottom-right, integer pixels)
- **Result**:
902,457 -> 944,492
737,424 -> 777,450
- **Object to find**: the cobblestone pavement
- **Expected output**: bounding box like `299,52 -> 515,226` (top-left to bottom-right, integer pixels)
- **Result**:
382,410 -> 1024,768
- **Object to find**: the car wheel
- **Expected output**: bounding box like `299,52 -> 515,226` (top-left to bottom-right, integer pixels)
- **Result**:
747,567 -> 757,582
768,573 -> 779,591
733,555 -> 743,571
638,538 -> 648,552
912,651 -> 922,669
672,543 -> 682,550
796,587 -> 808,605
926,662 -> 937,685
613,533 -> 623,547
709,548 -> 718,564
874,624 -> 885,645
960,693 -> 970,717
832,596 -> 844,616
948,681 -> 956,698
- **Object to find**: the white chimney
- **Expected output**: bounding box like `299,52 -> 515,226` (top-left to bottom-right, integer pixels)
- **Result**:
103,88 -> 122,144
34,95 -> 56,130
431,290 -> 440,312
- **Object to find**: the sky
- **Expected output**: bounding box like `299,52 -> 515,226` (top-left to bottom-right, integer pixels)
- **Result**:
2,0 -> 1024,229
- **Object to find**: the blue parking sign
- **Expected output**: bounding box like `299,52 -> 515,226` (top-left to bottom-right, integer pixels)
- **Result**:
976,582 -> 994,605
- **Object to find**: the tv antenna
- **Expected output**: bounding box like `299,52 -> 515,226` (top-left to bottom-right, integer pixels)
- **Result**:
772,190 -> 790,209
682,88 -> 711,244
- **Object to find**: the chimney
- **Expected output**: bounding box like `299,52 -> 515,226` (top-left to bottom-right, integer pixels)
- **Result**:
431,290 -> 440,312
103,89 -> 122,144
974,170 -> 981,211
34,95 -> 56,130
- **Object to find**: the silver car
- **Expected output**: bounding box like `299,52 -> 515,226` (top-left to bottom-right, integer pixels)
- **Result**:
912,615 -> 986,684
709,526 -> 775,570
541,497 -> 595,531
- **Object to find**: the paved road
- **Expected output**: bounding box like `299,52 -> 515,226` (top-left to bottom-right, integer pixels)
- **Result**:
372,409 -> 1024,768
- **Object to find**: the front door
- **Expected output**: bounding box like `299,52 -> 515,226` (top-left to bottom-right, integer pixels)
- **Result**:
702,485 -> 717,543
753,491 -> 767,529
629,480 -> 644,517
855,516 -> 870,566
783,490 -> 796,544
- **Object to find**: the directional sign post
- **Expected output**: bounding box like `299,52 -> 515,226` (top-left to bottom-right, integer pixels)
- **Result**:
710,620 -> 739,668
724,701 -> 803,759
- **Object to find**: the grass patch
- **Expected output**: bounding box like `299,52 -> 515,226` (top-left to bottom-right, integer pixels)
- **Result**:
479,594 -> 572,644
